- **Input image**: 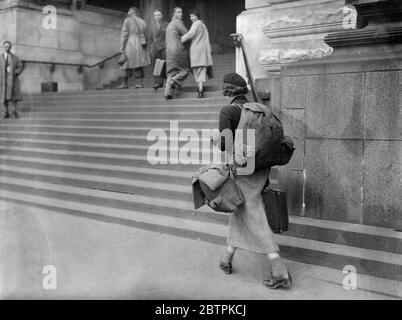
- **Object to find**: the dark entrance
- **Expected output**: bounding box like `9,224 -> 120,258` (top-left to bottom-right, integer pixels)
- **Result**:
85,0 -> 245,52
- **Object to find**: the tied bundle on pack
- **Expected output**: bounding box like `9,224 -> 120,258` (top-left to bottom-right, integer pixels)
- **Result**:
192,165 -> 243,213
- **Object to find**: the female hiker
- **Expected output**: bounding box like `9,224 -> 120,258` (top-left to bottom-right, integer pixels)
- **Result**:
216,72 -> 292,290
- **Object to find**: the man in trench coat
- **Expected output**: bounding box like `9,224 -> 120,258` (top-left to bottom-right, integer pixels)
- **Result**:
0,41 -> 23,119
119,7 -> 151,89
164,7 -> 190,100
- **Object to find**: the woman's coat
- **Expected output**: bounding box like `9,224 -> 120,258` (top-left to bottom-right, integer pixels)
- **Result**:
181,20 -> 213,68
120,16 -> 151,69
0,53 -> 23,103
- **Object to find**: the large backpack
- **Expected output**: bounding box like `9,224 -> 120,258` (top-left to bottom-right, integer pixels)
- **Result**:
234,102 -> 295,171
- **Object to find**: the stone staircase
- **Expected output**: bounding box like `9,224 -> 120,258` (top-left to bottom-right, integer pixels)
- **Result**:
102,52 -> 236,91
0,54 -> 401,285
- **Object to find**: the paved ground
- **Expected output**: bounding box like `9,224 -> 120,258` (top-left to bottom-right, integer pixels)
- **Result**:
0,202 -> 401,300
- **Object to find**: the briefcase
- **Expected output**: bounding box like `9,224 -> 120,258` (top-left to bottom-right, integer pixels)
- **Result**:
153,59 -> 166,77
262,188 -> 289,234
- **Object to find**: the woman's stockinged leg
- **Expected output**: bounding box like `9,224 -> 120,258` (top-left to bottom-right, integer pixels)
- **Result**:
223,245 -> 236,263
197,82 -> 204,98
219,246 -> 236,274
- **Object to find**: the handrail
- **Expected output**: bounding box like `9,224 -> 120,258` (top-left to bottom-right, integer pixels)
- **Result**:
230,33 -> 260,103
21,52 -> 121,70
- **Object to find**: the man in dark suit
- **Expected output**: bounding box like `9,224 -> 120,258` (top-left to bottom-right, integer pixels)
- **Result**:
149,9 -> 168,90
0,41 -> 23,119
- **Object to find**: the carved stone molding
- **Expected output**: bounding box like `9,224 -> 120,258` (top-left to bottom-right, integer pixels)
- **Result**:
325,0 -> 402,48
259,0 -> 355,70
325,26 -> 402,47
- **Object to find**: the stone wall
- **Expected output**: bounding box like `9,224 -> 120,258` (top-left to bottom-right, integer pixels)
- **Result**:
0,0 -> 125,93
238,0 -> 402,229
280,50 -> 402,230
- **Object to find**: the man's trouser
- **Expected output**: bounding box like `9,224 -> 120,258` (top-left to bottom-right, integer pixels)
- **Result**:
153,49 -> 166,87
3,100 -> 17,116
164,69 -> 189,97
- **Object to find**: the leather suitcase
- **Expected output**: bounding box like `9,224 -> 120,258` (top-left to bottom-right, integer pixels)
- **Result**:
262,188 -> 289,234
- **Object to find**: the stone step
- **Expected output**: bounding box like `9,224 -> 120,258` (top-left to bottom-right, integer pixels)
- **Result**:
0,164 -> 192,202
27,86 -> 223,97
0,131 -> 212,145
0,147 -> 200,171
0,125 -> 215,137
23,97 -> 227,107
0,138 -> 221,160
27,90 -> 226,101
0,180 -> 400,281
0,124 -> 214,137
22,105 -> 221,113
21,111 -> 220,120
4,118 -> 219,129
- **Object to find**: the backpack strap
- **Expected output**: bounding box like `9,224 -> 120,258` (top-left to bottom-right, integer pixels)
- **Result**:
231,102 -> 243,111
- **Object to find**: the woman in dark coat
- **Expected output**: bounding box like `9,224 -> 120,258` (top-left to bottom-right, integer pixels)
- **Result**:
217,73 -> 292,290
